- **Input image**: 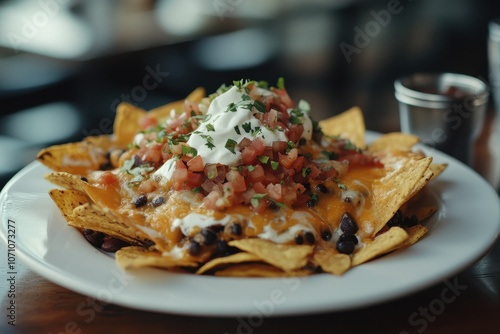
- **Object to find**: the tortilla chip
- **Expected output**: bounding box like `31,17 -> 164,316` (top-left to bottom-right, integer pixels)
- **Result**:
429,163 -> 448,180
402,224 -> 429,247
72,202 -> 149,246
368,133 -> 419,153
45,172 -> 87,192
116,246 -> 198,269
113,102 -> 146,146
48,189 -> 90,221
228,239 -> 313,272
149,87 -> 206,119
352,227 -> 409,266
319,106 -> 365,148
313,249 -> 351,275
366,157 -> 432,236
196,252 -> 262,275
214,263 -> 311,277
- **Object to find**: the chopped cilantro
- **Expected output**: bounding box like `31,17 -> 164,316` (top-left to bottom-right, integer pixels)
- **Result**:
289,116 -> 303,125
302,167 -> 312,178
251,193 -> 267,208
206,124 -> 215,132
270,160 -> 279,170
343,140 -> 358,151
193,187 -> 203,194
234,125 -> 241,135
253,100 -> 267,113
181,146 -> 197,157
335,178 -> 347,190
242,122 -> 252,133
277,77 -> 285,89
225,139 -> 238,154
258,155 -> 270,164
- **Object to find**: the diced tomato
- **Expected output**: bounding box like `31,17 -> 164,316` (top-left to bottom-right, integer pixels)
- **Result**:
266,183 -> 282,201
248,165 -> 265,183
252,182 -> 267,194
250,138 -> 266,156
271,88 -> 294,109
138,178 -> 158,193
241,146 -> 257,165
279,148 -> 298,169
187,155 -> 204,172
226,170 -> 247,192
186,172 -> 203,188
291,155 -> 305,173
286,124 -> 304,143
139,115 -> 158,130
203,190 -> 222,210
272,141 -> 288,153
98,171 -> 118,185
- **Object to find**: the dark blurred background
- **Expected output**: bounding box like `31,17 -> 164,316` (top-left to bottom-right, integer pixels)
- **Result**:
1,0 -> 500,188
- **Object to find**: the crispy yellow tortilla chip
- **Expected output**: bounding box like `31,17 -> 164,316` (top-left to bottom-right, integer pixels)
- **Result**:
429,163 -> 447,180
196,252 -> 262,275
37,143 -> 101,175
352,227 -> 409,266
368,132 -> 419,153
367,157 -> 432,236
313,249 -> 351,275
72,202 -> 149,246
228,239 -> 313,272
113,102 -> 147,146
116,246 -> 198,269
319,106 -> 365,148
402,224 -> 429,247
214,263 -> 311,277
45,172 -> 87,192
149,87 -> 206,119
49,189 -> 90,221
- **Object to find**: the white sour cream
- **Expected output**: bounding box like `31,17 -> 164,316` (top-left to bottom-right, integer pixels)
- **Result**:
187,85 -> 288,166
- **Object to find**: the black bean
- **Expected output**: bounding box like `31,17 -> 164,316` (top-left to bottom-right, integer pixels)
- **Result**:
339,233 -> 358,245
80,177 -> 88,182
188,240 -> 201,255
403,215 -> 419,227
82,229 -> 104,248
201,228 -> 217,245
316,183 -> 328,193
321,229 -> 332,241
340,212 -> 358,235
336,240 -> 355,254
295,234 -> 304,245
210,225 -> 225,233
132,194 -> 148,208
216,239 -> 228,254
101,236 -> 127,252
305,231 -> 315,244
268,202 -> 280,211
387,210 -> 403,227
231,223 -> 242,236
306,199 -> 317,208
151,196 -> 166,207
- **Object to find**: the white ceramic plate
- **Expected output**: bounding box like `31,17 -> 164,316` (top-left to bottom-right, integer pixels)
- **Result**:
1,134 -> 500,317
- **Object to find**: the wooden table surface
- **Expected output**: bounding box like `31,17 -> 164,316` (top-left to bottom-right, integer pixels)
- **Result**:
1,112 -> 500,334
